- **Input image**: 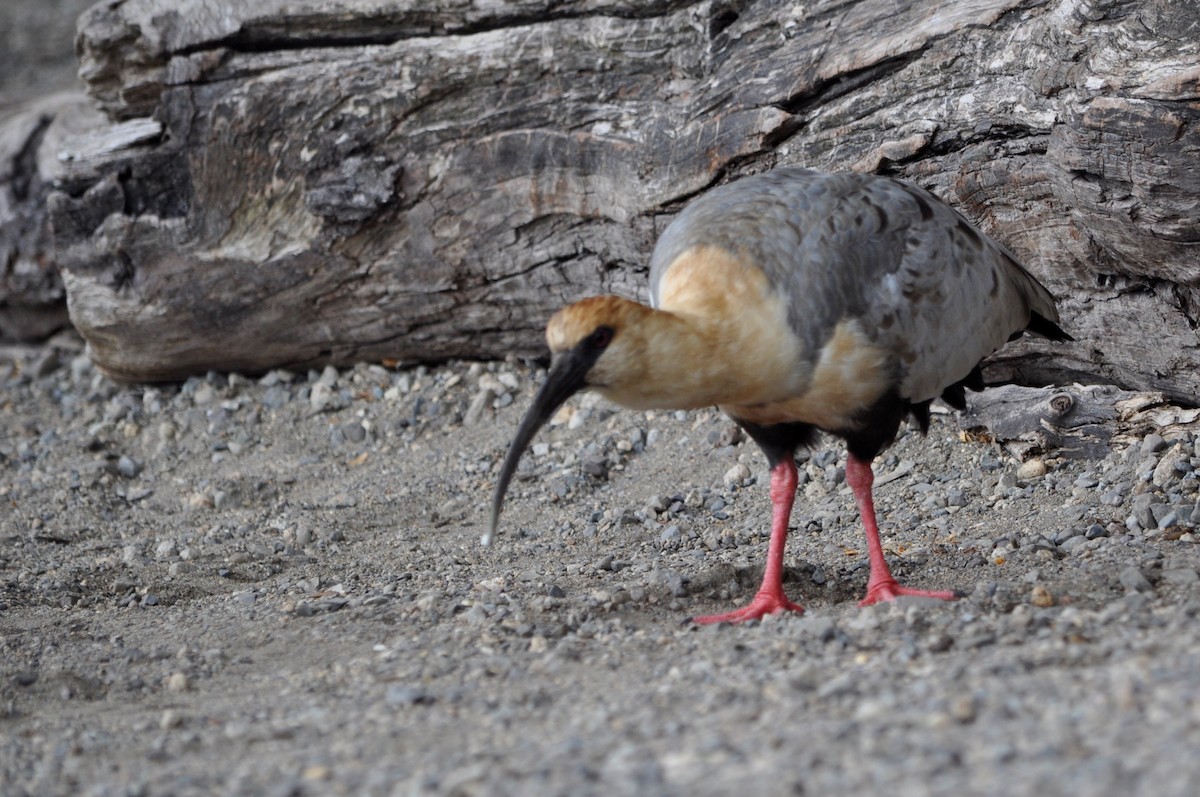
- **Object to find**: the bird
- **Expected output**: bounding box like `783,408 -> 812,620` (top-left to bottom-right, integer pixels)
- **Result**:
485,166 -> 1071,624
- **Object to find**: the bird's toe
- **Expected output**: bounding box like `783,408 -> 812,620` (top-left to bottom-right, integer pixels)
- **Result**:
691,592 -> 805,625
859,580 -> 959,607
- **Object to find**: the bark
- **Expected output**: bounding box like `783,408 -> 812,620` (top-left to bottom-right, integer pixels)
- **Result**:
0,0 -> 98,342
960,383 -> 1130,460
44,0 -> 1200,399
962,383 -> 1200,460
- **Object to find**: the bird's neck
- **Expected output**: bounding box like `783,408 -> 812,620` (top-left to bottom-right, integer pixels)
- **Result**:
595,298 -> 807,411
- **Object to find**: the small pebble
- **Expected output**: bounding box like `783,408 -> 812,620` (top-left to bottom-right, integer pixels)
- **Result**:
1162,568 -> 1199,587
724,463 -> 752,488
1153,446 -> 1186,487
192,384 -> 216,406
1132,494 -> 1157,531
1118,567 -> 1154,593
310,382 -> 335,412
165,672 -> 189,693
386,685 -> 432,707
1142,433 -> 1168,454
463,387 -> 496,426
1030,585 -> 1054,607
1016,459 -> 1047,480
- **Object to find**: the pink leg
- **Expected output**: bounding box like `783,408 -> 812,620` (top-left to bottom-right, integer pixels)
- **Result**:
846,455 -> 959,606
693,458 -> 805,624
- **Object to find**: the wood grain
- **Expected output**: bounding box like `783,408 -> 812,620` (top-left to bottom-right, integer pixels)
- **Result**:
31,0 -> 1200,399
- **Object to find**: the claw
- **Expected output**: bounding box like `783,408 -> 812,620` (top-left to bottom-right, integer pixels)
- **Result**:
692,591 -> 805,625
859,578 -> 959,607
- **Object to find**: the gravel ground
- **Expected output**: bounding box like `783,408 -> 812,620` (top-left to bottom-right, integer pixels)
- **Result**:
3,336 -> 1200,797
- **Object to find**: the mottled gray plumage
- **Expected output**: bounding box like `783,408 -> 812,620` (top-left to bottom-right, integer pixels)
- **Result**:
648,167 -> 1063,403
490,167 -> 1069,618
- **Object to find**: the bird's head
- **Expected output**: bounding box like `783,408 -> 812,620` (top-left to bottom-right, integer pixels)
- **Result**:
485,295 -> 652,545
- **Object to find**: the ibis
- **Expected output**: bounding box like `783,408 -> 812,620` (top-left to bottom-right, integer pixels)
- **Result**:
487,167 -> 1070,624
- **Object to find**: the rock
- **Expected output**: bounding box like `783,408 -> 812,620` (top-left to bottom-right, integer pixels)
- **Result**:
1157,510 -> 1179,529
1153,445 -> 1186,487
1141,434 -> 1168,454
723,463 -> 752,488
711,425 -> 744,448
1132,494 -> 1158,531
316,365 -> 339,387
165,672 -> 190,692
1152,504 -> 1179,526
386,685 -> 432,707
187,492 -> 213,509
1161,568 -> 1199,587
1118,566 -> 1154,593
1053,527 -> 1083,545
339,422 -> 367,444
1059,536 -> 1089,554
463,386 -> 496,426
1016,459 -> 1047,480
310,382 -> 335,413
31,349 -> 61,378
581,450 -> 609,478
192,383 -> 217,406
1030,585 -> 1055,607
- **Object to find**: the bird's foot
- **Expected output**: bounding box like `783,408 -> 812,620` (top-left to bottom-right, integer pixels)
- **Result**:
859,578 -> 960,607
692,591 -> 805,625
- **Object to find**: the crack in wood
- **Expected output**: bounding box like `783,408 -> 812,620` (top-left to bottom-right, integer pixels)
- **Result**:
173,0 -> 707,57
772,50 -> 928,118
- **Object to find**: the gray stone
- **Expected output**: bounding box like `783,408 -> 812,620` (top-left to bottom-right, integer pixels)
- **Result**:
1132,494 -> 1157,531
1153,445 -> 1187,487
1161,568 -> 1199,587
1118,566 -> 1154,593
1053,527 -> 1084,545
1059,536 -> 1089,554
1142,433 -> 1168,454
463,387 -> 495,426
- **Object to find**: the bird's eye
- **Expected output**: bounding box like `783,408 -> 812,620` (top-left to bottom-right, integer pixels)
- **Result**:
586,326 -> 615,350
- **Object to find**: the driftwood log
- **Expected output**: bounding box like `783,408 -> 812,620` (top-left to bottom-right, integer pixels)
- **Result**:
0,0 -> 97,342
961,383 -> 1200,460
31,0 -> 1200,398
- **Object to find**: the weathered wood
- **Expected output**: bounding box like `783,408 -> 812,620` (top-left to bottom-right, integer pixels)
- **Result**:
0,93 -> 102,342
960,383 -> 1130,460
0,0 -> 99,342
962,383 -> 1200,460
46,0 -> 1200,397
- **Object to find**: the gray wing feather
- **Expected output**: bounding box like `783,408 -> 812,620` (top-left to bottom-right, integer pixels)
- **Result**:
649,167 -> 1060,403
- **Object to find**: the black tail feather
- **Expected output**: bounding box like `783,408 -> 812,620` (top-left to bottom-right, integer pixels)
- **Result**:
1013,311 -> 1073,342
910,400 -> 932,434
939,364 -> 984,411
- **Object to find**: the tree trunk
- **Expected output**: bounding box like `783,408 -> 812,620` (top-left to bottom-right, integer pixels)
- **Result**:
44,0 -> 1200,400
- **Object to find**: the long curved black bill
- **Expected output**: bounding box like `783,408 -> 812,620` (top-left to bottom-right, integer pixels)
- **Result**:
483,350 -> 593,546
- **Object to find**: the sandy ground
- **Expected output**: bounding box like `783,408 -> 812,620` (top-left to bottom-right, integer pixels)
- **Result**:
3,337 -> 1200,797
